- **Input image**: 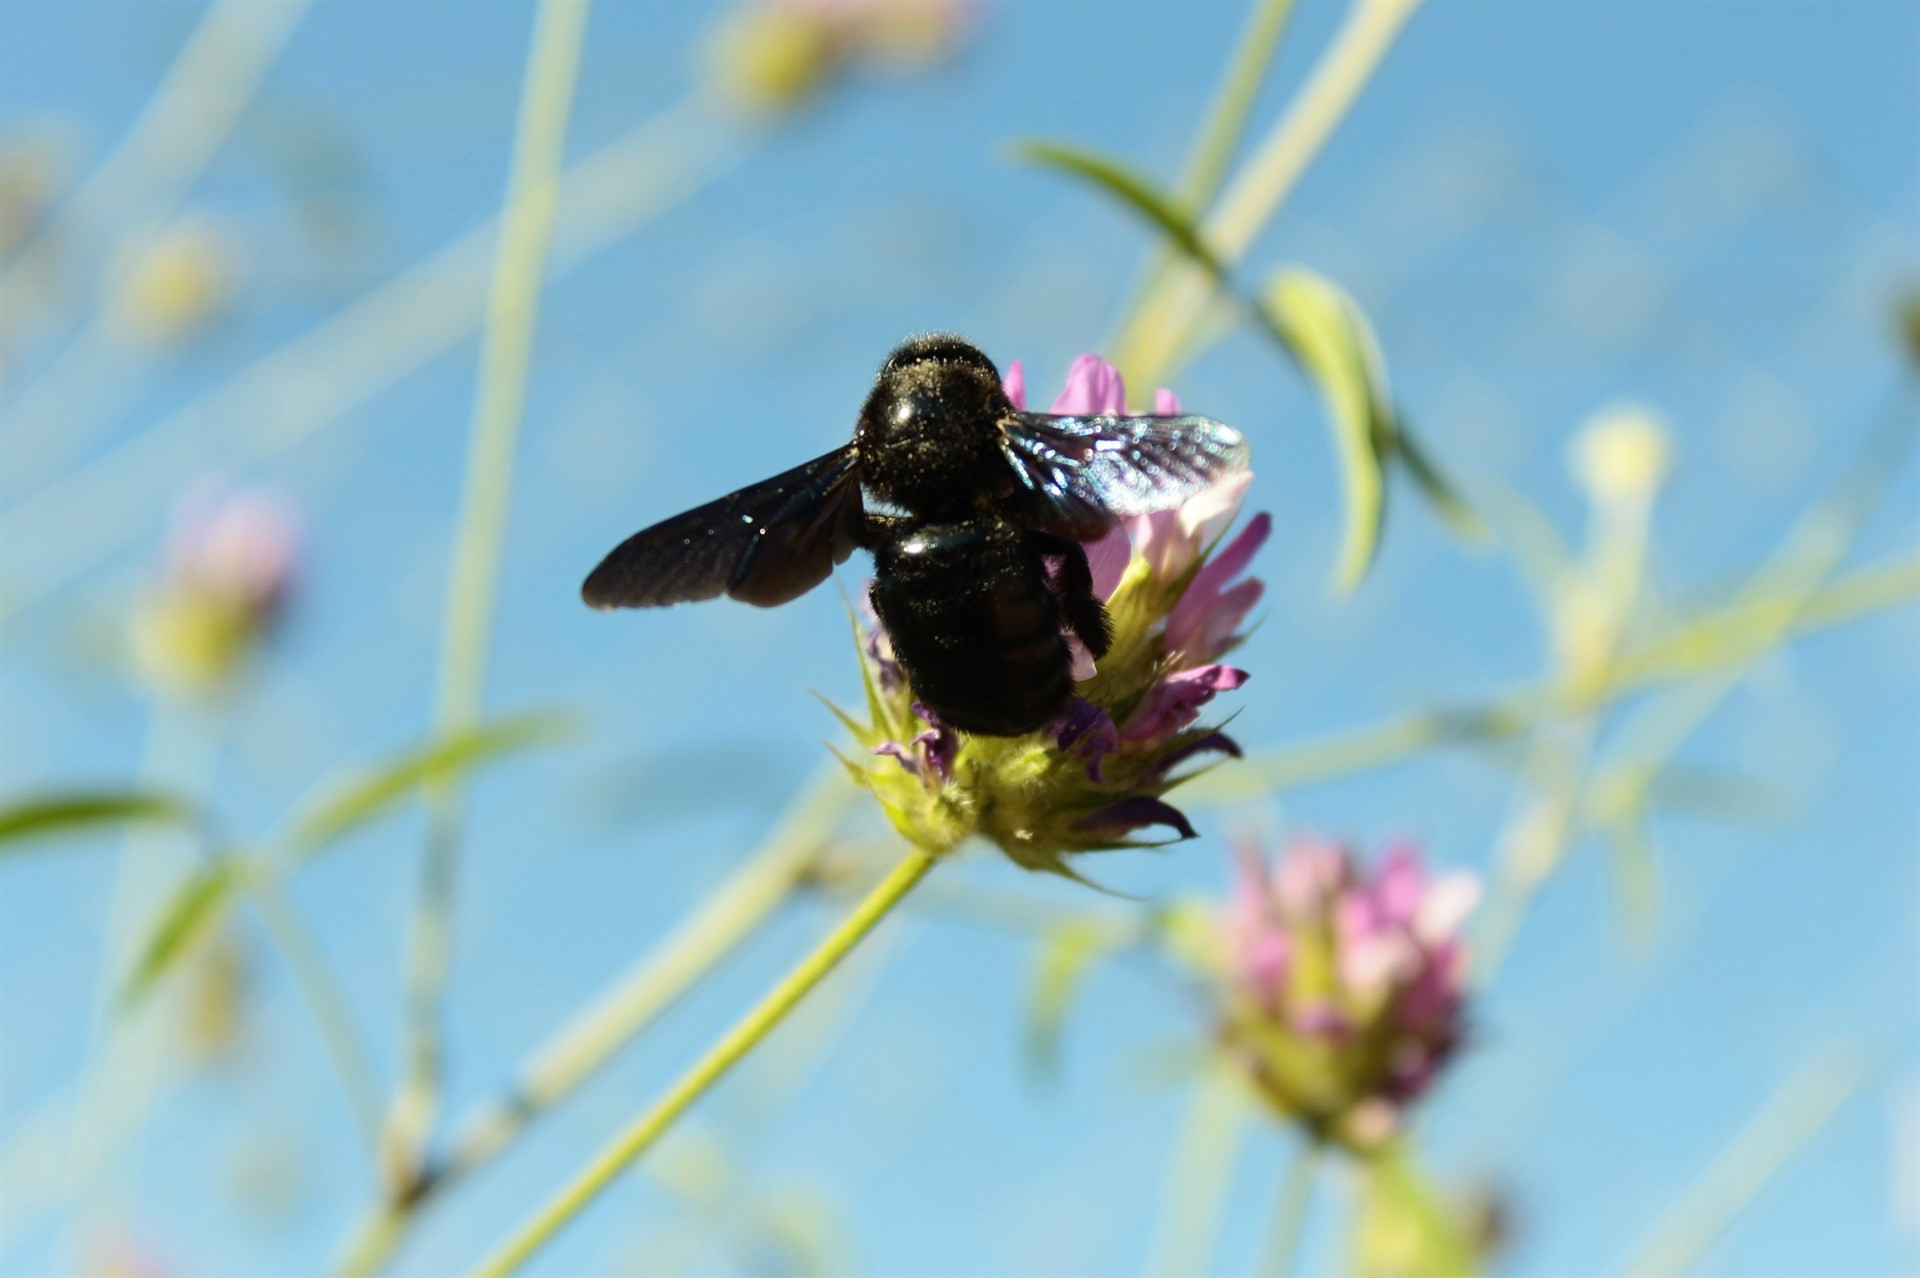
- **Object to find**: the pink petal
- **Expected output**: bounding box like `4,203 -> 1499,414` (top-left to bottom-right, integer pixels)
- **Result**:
1154,387 -> 1181,414
1050,354 -> 1128,415
1166,576 -> 1263,665
1003,359 -> 1026,410
1415,873 -> 1481,945
1081,523 -> 1133,600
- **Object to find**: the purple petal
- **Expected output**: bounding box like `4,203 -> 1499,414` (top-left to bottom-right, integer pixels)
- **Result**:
1050,354 -> 1128,415
1003,359 -> 1026,411
1072,796 -> 1196,841
1166,576 -> 1263,666
870,740 -> 920,777
1121,665 -> 1250,746
1164,512 -> 1270,659
1138,731 -> 1242,783
915,727 -> 958,783
1052,697 -> 1118,781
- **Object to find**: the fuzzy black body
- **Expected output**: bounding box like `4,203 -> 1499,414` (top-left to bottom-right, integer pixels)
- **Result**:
867,514 -> 1081,736
853,337 -> 1103,735
581,334 -> 1247,738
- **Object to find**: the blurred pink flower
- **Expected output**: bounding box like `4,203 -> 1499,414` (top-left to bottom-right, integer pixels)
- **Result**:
166,481 -> 300,629
133,481 -> 301,696
1219,835 -> 1479,1150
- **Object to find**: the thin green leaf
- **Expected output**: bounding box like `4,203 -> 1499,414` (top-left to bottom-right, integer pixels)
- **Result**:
1011,139 -> 1228,282
810,692 -> 870,746
1263,267 -> 1395,594
120,860 -> 241,1011
0,791 -> 198,849
841,593 -> 895,741
1025,917 -> 1119,1079
281,711 -> 575,863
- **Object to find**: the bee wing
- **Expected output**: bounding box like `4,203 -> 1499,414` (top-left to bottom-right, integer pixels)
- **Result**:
582,445 -> 865,609
999,412 -> 1250,539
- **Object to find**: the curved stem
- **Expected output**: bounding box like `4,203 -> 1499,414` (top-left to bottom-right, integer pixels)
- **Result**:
243,864 -> 385,1147
1116,0 -> 1425,388
1145,1067 -> 1250,1278
469,846 -> 939,1278
390,0 -> 593,1188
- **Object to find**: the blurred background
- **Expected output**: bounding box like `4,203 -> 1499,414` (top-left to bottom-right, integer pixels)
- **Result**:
1,0 -> 1915,1274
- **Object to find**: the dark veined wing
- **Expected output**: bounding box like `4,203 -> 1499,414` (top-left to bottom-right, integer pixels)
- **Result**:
582,445 -> 864,610
999,412 -> 1250,539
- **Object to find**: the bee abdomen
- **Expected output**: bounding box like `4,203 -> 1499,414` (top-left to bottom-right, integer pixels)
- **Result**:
869,517 -> 1075,737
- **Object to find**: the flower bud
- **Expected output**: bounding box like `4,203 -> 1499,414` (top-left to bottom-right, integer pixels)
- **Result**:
1215,836 -> 1478,1152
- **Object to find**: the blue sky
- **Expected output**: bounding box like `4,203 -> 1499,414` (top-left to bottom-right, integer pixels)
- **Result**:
1,1 -> 1916,1274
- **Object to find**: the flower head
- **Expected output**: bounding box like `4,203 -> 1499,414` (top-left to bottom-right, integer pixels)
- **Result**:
1215,836 -> 1478,1152
837,354 -> 1265,878
132,482 -> 300,697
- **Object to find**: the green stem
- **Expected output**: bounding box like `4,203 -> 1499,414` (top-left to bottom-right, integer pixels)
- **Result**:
1114,0 -> 1298,382
56,702 -> 225,1270
0,0 -> 312,368
1175,0 -> 1301,213
390,0 -> 593,1185
334,769 -> 850,1278
469,846 -> 939,1278
1619,1048 -> 1881,1278
1117,0 -> 1424,387
1261,1142 -> 1320,1278
1180,550 -> 1920,809
0,92 -> 740,625
1144,1067 -> 1251,1278
440,779 -> 845,1184
241,862 -> 385,1149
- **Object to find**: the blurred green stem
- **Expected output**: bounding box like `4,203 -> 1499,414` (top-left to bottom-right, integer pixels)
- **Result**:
1145,1067 -> 1251,1278
0,90 -> 739,624
0,0 -> 312,371
1619,1048 -> 1882,1278
56,703 -> 224,1270
1261,1142 -> 1320,1278
1176,0 -> 1301,213
1115,0 -> 1425,389
469,846 -> 939,1278
1183,551 -> 1920,809
1117,0 -> 1298,371
1480,395 -> 1915,982
390,0 -> 593,1189
335,771 -> 851,1277
241,861 -> 385,1148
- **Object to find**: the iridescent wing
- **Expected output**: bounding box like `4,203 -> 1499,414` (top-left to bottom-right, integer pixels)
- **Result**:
999,412 -> 1250,539
582,445 -> 864,609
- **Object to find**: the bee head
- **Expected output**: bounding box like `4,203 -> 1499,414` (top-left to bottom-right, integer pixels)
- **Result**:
858,334 -> 1013,516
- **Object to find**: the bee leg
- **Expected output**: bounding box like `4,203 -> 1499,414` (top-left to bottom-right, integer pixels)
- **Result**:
1029,532 -> 1113,660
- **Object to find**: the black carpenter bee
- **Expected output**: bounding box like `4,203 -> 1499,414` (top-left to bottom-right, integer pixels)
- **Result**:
582,335 -> 1248,736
